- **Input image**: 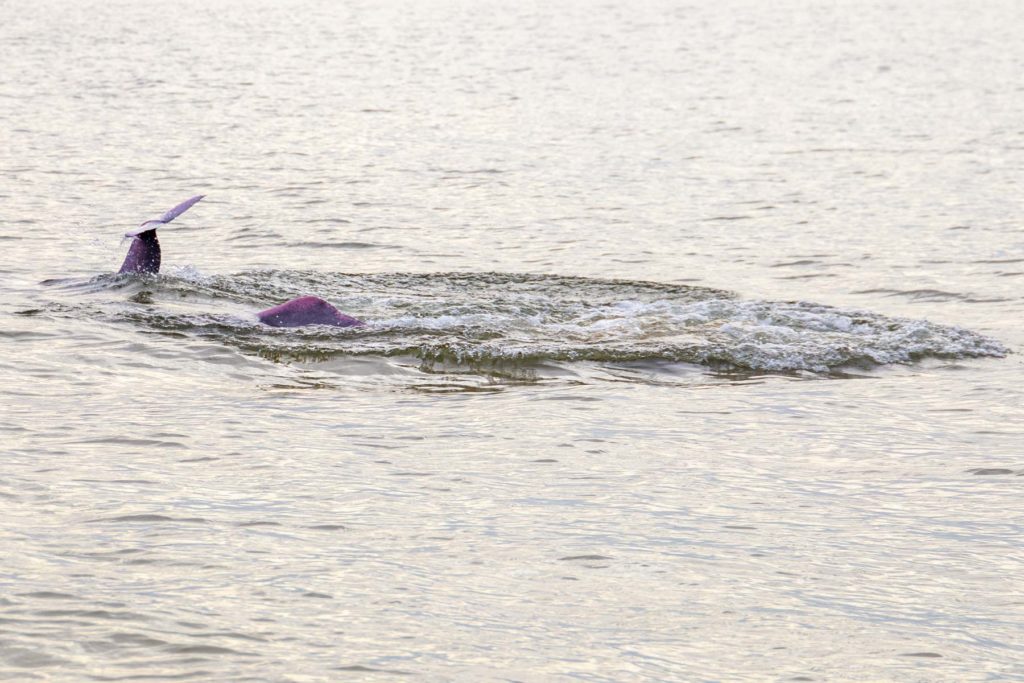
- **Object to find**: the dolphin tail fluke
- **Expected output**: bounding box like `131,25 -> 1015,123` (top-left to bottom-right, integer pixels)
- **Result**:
157,194 -> 205,224
119,194 -> 203,274
125,194 -> 204,238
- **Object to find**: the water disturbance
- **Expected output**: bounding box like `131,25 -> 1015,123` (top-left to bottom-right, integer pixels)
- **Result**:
3,0 -> 1024,680
41,271 -> 1006,377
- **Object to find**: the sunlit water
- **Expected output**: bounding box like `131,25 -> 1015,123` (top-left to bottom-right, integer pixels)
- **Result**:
2,1 -> 1023,681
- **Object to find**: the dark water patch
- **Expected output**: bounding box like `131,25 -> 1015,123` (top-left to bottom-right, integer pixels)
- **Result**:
302,218 -> 352,224
854,287 -> 1010,305
559,555 -> 613,561
186,632 -> 267,643
335,664 -> 411,675
87,672 -> 213,681
776,273 -> 839,280
62,548 -> 145,562
899,652 -> 943,658
967,468 -> 1015,476
18,592 -> 79,600
289,241 -> 400,250
410,381 -> 522,393
432,167 -> 505,175
702,215 -> 753,222
32,609 -> 148,622
73,479 -> 158,486
107,632 -> 169,647
532,395 -> 601,402
164,644 -> 247,656
175,621 -> 208,630
0,329 -> 61,343
855,288 -> 965,302
68,438 -> 184,449
771,260 -> 820,267
87,515 -> 209,524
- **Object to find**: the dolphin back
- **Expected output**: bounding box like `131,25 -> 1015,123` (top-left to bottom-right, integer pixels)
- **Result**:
258,296 -> 364,328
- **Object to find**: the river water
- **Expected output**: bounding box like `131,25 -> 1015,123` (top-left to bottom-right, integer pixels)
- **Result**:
2,1 -> 1023,681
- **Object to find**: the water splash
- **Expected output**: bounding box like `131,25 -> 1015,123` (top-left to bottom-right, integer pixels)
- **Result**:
44,271 -> 1007,375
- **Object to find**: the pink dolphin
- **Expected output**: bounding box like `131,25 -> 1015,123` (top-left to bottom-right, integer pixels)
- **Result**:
118,195 -> 363,328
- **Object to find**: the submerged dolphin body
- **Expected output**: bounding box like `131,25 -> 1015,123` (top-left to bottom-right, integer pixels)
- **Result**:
117,196 -> 363,328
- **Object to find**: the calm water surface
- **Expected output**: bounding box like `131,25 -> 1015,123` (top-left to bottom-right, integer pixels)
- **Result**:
2,1 -> 1023,681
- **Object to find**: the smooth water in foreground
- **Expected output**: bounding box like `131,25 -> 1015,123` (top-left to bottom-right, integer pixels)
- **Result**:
2,1 -> 1023,681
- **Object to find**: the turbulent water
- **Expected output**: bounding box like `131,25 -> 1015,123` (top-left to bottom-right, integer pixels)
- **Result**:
2,0 -> 1024,681
41,270 -> 1006,375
